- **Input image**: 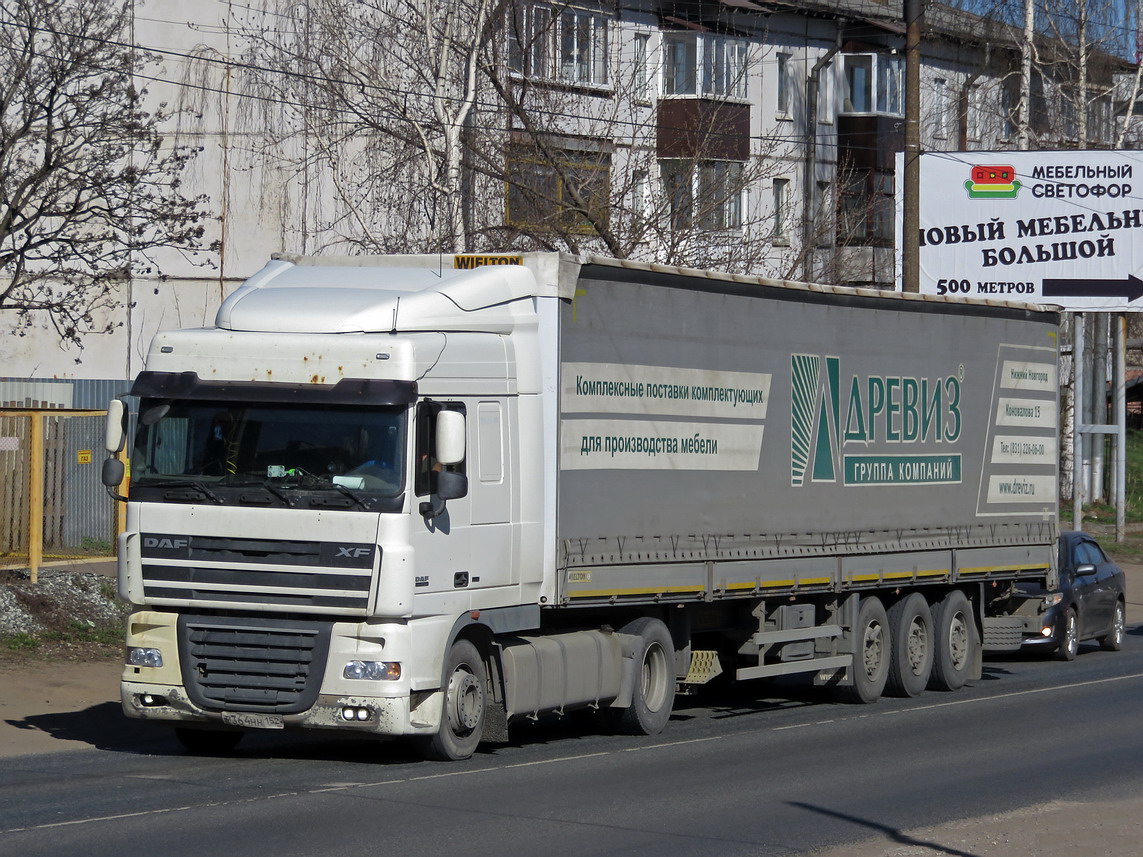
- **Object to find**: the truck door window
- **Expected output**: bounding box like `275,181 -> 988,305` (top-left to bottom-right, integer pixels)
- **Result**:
415,401 -> 466,496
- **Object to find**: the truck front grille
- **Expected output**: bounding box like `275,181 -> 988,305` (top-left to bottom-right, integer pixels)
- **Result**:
140,534 -> 376,616
178,615 -> 332,714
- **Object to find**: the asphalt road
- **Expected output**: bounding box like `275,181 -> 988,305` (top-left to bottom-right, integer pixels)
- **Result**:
3,627 -> 1143,857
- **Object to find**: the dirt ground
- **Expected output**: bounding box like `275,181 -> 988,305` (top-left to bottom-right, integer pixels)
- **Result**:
3,553 -> 1143,855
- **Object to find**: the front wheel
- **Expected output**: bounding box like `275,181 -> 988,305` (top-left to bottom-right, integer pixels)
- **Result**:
1100,601 -> 1126,652
611,617 -> 676,735
1055,608 -> 1079,661
419,639 -> 488,761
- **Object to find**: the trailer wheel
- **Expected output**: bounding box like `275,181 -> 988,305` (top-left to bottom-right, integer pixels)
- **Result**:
612,617 -> 676,735
838,596 -> 890,704
419,639 -> 487,761
886,592 -> 933,698
929,590 -> 976,690
174,727 -> 243,755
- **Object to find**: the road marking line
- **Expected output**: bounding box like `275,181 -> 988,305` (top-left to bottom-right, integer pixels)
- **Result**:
6,672 -> 1143,835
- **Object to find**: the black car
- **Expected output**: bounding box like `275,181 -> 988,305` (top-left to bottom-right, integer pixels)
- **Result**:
1014,531 -> 1127,660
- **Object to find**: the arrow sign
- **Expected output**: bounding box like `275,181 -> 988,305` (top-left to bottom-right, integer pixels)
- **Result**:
1042,275 -> 1143,302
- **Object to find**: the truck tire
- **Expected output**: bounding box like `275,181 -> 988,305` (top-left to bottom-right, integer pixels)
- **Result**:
419,639 -> 488,761
174,727 -> 243,755
886,592 -> 933,698
611,617 -> 676,735
1055,608 -> 1079,661
929,590 -> 976,690
837,596 -> 890,704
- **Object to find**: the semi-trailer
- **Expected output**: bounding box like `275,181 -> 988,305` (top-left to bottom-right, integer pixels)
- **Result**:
103,252 -> 1060,759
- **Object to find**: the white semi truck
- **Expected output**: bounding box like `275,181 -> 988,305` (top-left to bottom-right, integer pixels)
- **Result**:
102,253 -> 1061,760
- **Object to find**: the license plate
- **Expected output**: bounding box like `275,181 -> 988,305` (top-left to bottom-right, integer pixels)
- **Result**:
221,711 -> 284,730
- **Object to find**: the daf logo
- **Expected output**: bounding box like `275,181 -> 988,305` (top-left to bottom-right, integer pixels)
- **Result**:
144,537 -> 189,550
336,547 -> 372,558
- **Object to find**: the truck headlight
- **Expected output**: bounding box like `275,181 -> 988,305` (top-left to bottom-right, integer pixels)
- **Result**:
127,646 -> 164,668
343,660 -> 401,681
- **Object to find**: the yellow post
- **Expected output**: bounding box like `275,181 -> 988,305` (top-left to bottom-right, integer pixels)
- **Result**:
27,413 -> 44,583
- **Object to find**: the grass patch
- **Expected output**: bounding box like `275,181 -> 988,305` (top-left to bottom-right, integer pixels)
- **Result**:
1,632 -> 41,652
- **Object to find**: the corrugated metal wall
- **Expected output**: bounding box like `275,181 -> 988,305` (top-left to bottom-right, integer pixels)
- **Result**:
0,378 -> 131,410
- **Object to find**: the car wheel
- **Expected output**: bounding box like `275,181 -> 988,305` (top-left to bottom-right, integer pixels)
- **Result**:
1100,601 -> 1125,652
886,592 -> 933,698
1055,608 -> 1079,661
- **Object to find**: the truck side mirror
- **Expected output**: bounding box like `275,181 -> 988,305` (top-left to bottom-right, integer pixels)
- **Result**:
435,409 -> 466,466
102,457 -> 125,489
105,398 -> 128,453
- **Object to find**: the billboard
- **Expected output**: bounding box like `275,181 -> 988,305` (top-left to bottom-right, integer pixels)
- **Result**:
897,150 -> 1143,311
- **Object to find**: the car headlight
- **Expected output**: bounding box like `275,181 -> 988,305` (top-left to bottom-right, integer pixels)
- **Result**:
127,646 -> 164,668
1043,592 -> 1063,608
343,660 -> 401,681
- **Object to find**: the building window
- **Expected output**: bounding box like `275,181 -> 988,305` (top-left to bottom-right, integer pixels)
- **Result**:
840,172 -> 894,245
509,5 -> 609,87
842,54 -> 903,115
776,52 -> 791,114
699,161 -> 743,230
660,160 -> 743,232
1001,78 -> 1019,141
932,78 -> 952,139
966,83 -> 982,142
772,177 -> 789,240
814,180 -> 833,246
663,32 -> 748,99
506,142 -> 611,234
633,32 -> 653,101
818,60 -> 835,123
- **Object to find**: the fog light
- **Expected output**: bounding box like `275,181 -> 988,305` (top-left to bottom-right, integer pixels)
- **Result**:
343,660 -> 401,681
1041,625 -> 1054,637
138,693 -> 167,707
127,646 -> 164,668
341,706 -> 372,722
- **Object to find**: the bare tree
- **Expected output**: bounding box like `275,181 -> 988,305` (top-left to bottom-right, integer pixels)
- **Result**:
0,0 -> 211,347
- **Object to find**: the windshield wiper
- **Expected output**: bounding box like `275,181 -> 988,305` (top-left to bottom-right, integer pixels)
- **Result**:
143,480 -> 225,505
280,469 -> 372,511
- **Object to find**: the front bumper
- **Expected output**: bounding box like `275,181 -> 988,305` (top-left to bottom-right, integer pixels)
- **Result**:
121,680 -> 444,737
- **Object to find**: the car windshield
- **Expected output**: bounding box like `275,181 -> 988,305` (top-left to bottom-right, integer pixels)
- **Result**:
131,398 -> 406,497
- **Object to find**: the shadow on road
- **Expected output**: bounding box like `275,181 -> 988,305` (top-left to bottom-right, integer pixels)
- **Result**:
789,800 -> 982,857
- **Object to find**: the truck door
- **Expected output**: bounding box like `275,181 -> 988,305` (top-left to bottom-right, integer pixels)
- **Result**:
410,399 -> 513,595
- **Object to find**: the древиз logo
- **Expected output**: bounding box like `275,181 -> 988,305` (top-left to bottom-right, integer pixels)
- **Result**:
965,165 -> 1021,199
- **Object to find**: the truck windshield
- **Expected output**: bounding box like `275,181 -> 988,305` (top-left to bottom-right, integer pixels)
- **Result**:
131,399 -> 406,497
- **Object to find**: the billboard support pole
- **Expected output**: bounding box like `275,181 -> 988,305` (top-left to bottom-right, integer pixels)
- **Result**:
1073,314 -> 1085,531
1117,314 -> 1127,542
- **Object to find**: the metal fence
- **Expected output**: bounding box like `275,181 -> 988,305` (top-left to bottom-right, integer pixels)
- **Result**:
1,411 -> 121,582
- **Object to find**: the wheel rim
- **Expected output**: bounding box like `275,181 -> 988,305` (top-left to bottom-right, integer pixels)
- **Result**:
862,619 -> 885,680
446,665 -> 484,734
947,612 -> 969,671
1065,613 -> 1078,657
905,616 -> 929,677
1113,604 -> 1125,646
641,641 -> 670,713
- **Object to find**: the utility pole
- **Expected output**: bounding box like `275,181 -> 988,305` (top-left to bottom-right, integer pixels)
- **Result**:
902,0 -> 923,293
